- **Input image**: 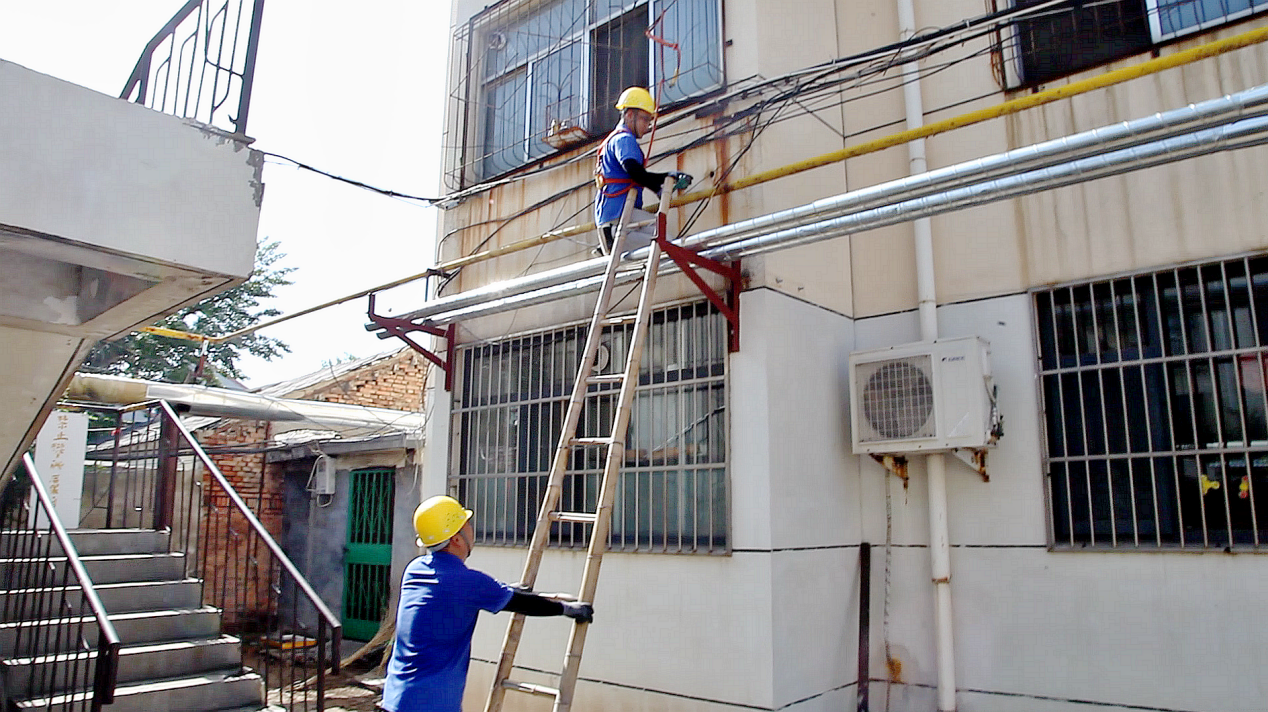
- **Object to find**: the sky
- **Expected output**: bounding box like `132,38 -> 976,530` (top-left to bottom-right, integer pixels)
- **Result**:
1,0 -> 454,386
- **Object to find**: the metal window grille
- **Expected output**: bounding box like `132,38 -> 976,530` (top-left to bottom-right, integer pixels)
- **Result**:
448,0 -> 724,185
452,301 -> 728,554
1035,255 -> 1268,550
1011,0 -> 1152,86
1008,0 -> 1268,86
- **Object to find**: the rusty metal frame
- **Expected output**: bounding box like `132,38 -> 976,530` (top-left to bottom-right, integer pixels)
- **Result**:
367,294 -> 456,391
655,223 -> 742,352
871,453 -> 910,488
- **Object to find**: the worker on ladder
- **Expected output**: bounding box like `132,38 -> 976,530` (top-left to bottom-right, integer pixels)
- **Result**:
594,86 -> 694,254
381,496 -> 594,712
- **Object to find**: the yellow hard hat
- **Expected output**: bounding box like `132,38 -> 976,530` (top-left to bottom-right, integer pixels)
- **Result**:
414,495 -> 473,548
615,87 -> 656,115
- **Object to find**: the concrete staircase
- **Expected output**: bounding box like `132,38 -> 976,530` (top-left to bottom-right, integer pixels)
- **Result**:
0,529 -> 271,712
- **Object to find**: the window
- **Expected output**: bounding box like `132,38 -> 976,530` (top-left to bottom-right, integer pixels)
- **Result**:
1035,256 -> 1268,550
452,301 -> 728,553
469,0 -> 723,179
1012,0 -> 1268,86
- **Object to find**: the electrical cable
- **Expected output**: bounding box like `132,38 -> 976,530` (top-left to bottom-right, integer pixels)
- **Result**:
259,150 -> 445,204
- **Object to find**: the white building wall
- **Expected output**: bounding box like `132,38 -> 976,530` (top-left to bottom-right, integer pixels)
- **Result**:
856,294 -> 1268,712
428,1 -> 1268,711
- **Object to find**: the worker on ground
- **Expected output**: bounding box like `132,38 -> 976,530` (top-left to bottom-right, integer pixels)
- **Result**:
380,495 -> 594,712
594,86 -> 694,254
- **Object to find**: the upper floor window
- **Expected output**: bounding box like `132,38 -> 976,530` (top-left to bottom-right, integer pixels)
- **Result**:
1035,256 -> 1268,550
1012,0 -> 1268,86
460,0 -> 724,182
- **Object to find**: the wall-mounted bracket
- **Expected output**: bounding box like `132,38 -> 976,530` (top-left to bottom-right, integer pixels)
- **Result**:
870,453 -> 909,489
367,294 -> 457,391
655,233 -> 743,352
954,448 -> 990,482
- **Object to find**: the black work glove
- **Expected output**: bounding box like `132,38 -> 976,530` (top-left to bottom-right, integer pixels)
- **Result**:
560,602 -> 594,624
668,171 -> 693,191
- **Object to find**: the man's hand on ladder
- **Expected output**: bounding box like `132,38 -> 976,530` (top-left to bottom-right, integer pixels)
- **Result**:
561,602 -> 594,624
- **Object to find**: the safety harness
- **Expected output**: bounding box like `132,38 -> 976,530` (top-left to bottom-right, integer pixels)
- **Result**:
594,124 -> 636,198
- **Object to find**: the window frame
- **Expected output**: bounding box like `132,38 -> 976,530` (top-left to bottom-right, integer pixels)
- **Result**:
448,299 -> 731,555
468,0 -> 725,180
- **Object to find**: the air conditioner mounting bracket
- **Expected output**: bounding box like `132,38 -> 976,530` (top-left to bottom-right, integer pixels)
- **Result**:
870,453 -> 909,489
953,447 -> 990,482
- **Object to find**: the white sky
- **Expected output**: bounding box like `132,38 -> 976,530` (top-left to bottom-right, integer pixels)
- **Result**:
1,0 -> 455,386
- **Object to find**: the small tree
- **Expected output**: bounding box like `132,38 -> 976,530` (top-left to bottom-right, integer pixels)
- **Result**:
83,241 -> 294,384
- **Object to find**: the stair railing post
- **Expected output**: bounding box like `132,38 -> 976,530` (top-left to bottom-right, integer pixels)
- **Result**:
154,409 -> 180,531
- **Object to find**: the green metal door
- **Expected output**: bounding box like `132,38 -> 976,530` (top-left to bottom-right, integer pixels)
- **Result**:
343,467 -> 395,641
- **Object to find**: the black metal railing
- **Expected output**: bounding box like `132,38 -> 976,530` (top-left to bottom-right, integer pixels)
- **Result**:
1,454 -> 120,712
80,401 -> 342,710
121,0 -> 265,136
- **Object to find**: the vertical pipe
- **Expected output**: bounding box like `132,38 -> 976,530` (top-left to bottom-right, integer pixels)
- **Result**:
894,0 -> 956,709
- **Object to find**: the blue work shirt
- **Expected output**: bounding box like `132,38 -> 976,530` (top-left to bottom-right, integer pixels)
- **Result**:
381,551 -> 515,712
594,123 -> 646,226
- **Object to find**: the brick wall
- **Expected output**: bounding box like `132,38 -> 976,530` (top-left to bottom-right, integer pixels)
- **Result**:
290,349 -> 428,412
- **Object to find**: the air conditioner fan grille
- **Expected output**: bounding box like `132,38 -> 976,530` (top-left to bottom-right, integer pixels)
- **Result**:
859,357 -> 935,441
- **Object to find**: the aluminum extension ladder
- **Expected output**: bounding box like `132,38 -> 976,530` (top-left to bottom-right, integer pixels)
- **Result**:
484,178 -> 676,712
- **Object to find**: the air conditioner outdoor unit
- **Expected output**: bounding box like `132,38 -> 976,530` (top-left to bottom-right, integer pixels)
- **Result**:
849,336 -> 999,454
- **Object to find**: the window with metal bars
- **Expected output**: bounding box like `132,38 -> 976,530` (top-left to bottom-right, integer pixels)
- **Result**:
1035,255 -> 1268,549
470,0 -> 723,179
1010,0 -> 1268,86
452,301 -> 728,554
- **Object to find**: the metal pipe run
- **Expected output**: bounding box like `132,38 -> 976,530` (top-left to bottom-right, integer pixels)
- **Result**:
372,92 -> 1268,330
65,373 -> 427,431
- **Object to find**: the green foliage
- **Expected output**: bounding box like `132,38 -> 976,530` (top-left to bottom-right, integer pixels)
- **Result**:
83,241 -> 295,384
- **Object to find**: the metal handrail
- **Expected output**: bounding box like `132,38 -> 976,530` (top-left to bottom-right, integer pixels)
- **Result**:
13,453 -> 121,711
120,0 -> 265,136
155,400 -> 344,664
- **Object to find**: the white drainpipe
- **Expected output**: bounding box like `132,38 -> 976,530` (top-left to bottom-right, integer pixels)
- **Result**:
895,0 -> 957,709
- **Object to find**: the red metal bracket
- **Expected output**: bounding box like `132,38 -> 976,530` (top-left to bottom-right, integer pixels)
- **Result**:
367,294 -> 457,391
656,227 -> 742,352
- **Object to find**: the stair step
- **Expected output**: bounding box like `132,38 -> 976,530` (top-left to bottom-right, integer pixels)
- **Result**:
6,635 -> 243,696
570,437 -> 612,447
13,669 -> 264,712
1,552 -> 186,588
0,607 -> 221,656
0,579 -> 202,622
585,373 -> 625,385
0,529 -> 171,558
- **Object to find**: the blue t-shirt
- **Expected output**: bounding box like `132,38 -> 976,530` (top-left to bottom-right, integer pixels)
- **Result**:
594,124 -> 646,226
381,552 -> 515,712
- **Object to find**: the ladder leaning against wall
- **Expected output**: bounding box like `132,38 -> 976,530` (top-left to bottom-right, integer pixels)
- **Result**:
484,177 -> 676,712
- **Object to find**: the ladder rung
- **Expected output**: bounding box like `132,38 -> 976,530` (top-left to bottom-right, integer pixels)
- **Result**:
502,680 -> 560,698
586,373 -> 624,385
571,437 -> 612,447
550,511 -> 598,524
601,314 -> 638,327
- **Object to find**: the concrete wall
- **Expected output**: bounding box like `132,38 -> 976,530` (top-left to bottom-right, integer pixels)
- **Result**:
0,60 -> 260,280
